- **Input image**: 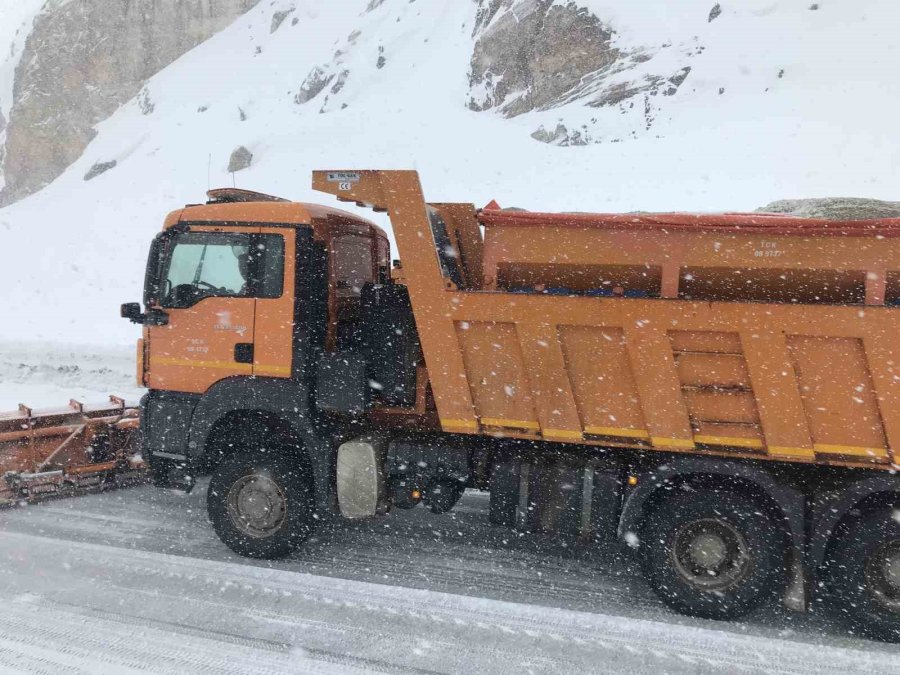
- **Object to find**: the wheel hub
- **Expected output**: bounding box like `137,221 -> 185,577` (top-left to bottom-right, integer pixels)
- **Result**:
867,540 -> 900,613
672,518 -> 751,591
226,473 -> 287,538
688,532 -> 729,570
883,551 -> 900,591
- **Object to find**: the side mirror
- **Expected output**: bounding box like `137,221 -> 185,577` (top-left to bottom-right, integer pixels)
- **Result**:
120,302 -> 144,324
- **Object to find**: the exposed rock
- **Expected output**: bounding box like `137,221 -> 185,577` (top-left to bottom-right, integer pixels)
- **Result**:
708,4 -> 722,22
0,110 -> 6,178
469,1 -> 619,117
757,198 -> 900,220
83,160 -> 117,181
295,67 -> 334,105
667,66 -> 692,92
531,123 -> 591,146
377,46 -> 386,70
137,88 -> 155,115
313,70 -> 351,113
330,71 -> 350,95
590,67 -> 691,107
0,0 -> 259,206
271,8 -> 294,34
531,124 -> 567,143
366,0 -> 387,11
227,146 -> 253,173
468,1 -> 692,119
473,0 -> 508,34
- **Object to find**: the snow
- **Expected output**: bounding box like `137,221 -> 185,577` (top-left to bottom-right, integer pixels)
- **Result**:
0,341 -> 143,409
0,481 -> 896,673
0,1 -> 898,346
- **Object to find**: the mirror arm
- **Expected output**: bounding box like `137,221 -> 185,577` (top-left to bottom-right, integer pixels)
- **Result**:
145,308 -> 169,326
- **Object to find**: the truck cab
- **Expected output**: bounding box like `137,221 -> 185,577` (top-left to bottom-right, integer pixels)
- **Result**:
135,188 -> 390,390
124,187 -> 411,504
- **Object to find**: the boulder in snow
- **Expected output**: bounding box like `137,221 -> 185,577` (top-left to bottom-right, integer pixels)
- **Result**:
227,146 -> 253,173
83,160 -> 117,181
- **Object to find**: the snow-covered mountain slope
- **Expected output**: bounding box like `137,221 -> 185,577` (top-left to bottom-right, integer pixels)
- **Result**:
0,0 -> 899,346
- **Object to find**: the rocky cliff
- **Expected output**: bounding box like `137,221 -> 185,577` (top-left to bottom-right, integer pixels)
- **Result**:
0,0 -> 258,206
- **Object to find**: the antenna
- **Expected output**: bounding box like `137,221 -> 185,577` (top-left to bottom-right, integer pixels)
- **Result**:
207,153 -> 211,191
232,171 -> 236,188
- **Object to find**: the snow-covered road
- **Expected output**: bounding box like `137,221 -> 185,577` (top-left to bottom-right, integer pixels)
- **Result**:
2,344 -> 900,673
1,486 -> 899,674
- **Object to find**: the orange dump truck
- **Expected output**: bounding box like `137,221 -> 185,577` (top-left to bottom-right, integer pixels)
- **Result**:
123,170 -> 900,638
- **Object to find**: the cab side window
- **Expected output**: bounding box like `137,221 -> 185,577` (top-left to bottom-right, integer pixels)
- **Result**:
327,230 -> 377,350
160,232 -> 284,308
333,234 -> 375,299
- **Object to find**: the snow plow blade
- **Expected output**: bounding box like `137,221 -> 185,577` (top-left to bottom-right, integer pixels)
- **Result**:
0,396 -> 145,505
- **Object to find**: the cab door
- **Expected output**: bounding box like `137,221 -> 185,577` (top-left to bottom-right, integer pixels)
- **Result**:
251,226 -> 295,379
145,226 -> 260,394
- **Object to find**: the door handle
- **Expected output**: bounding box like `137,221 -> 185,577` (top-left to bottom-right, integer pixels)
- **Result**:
234,343 -> 254,364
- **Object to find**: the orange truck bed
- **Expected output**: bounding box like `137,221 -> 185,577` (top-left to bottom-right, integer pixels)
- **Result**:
313,171 -> 900,471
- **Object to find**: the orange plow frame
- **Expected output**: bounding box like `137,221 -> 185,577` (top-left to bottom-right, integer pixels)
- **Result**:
0,396 -> 145,505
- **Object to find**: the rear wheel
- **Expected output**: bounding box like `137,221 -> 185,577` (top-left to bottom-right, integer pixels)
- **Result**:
825,507 -> 900,641
207,451 -> 314,559
639,489 -> 786,620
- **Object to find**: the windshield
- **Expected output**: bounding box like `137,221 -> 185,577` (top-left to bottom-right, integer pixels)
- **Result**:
164,233 -> 249,298
151,230 -> 284,308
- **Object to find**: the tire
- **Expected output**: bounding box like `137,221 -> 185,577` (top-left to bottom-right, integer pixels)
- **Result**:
825,507 -> 900,641
639,488 -> 786,620
207,451 -> 315,559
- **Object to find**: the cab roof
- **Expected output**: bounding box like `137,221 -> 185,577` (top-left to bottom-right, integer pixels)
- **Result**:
162,188 -> 387,239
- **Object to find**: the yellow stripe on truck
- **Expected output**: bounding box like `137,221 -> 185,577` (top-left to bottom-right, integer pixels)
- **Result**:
154,357 -> 289,376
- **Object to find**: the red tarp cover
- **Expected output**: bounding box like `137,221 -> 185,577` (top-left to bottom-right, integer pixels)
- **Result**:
477,209 -> 900,238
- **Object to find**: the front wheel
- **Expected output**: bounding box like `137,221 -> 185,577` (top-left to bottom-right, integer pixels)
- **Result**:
207,451 -> 315,559
639,488 -> 786,620
825,507 -> 900,641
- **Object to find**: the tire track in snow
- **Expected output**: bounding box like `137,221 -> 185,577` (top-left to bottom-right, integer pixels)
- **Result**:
1,530 -> 898,674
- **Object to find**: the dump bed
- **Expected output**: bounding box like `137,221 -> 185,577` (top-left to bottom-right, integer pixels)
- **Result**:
313,171 -> 900,470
